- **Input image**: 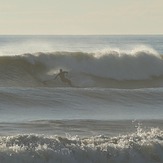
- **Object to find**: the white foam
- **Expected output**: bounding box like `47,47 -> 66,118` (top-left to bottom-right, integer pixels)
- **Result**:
0,127 -> 163,163
24,46 -> 163,80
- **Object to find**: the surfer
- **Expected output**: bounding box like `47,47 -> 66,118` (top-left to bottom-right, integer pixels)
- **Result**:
54,69 -> 72,86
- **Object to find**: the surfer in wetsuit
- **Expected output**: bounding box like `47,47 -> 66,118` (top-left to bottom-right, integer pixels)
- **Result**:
54,69 -> 72,86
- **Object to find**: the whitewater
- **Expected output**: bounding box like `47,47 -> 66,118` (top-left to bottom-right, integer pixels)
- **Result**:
0,35 -> 163,163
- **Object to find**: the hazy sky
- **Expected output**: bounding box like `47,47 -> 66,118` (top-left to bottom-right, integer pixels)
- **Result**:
0,0 -> 162,35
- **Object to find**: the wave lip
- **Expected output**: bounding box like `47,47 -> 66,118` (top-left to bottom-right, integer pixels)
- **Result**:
94,49 -> 163,80
0,127 -> 163,163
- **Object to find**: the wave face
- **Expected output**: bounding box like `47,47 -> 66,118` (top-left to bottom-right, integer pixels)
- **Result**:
1,48 -> 163,88
0,127 -> 163,163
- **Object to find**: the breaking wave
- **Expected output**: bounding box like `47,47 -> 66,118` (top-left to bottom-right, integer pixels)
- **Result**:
0,127 -> 163,163
1,48 -> 163,88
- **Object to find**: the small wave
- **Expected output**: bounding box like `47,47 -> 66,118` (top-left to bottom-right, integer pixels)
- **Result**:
1,48 -> 163,88
0,127 -> 163,163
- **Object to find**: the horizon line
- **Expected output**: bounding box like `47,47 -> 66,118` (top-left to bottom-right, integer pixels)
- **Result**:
0,34 -> 163,36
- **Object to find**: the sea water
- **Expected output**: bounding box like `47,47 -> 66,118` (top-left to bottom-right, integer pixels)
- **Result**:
0,35 -> 163,163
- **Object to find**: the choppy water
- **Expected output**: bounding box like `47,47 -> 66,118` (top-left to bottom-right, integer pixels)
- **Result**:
0,35 -> 163,163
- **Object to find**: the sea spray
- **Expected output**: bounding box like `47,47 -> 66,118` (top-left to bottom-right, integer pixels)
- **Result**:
0,127 -> 163,163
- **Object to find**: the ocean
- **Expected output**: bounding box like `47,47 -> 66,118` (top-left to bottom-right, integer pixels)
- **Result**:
0,35 -> 163,163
